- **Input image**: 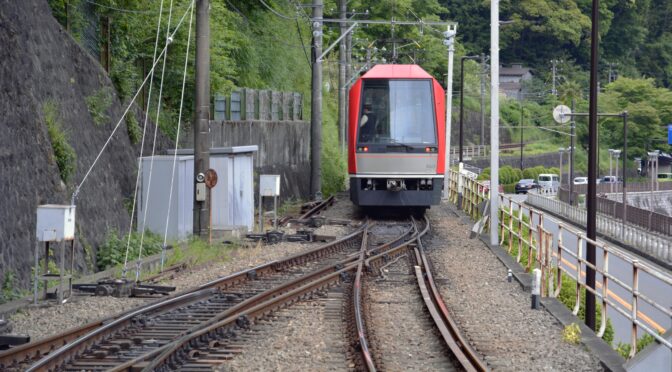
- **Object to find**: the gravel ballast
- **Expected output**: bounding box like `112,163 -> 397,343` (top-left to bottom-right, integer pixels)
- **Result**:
427,203 -> 603,371
9,223 -> 350,343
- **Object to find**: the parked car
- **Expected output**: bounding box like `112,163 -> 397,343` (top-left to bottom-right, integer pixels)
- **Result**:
573,176 -> 588,185
657,173 -> 672,182
600,176 -> 622,184
537,173 -> 560,190
515,179 -> 540,194
479,180 -> 504,194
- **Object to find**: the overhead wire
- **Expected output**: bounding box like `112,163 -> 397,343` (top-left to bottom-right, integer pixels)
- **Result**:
258,0 -> 298,20
161,1 -> 195,270
135,0 -> 176,281
122,0 -> 167,279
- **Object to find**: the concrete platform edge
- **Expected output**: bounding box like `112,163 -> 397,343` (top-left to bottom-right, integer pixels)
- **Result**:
442,202 -> 626,372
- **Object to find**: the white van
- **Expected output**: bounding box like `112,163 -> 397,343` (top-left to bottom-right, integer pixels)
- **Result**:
538,173 -> 560,190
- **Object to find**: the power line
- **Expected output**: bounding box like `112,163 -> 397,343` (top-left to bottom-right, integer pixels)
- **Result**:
259,0 -> 298,20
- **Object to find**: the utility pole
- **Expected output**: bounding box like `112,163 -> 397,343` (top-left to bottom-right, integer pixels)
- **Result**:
490,0 -> 500,247
586,0 -> 600,332
193,0 -> 210,238
551,59 -> 560,96
391,18 -> 397,62
520,103 -> 524,170
480,53 -> 487,146
443,27 -> 456,199
310,0 -> 323,199
569,99 -> 576,204
338,0 -> 346,156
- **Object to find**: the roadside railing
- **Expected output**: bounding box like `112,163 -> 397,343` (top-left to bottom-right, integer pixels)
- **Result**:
500,194 -> 672,358
559,186 -> 672,236
527,193 -> 671,263
446,170 -> 672,358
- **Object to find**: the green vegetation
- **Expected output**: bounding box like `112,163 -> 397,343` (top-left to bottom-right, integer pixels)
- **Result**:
43,100 -> 77,183
0,272 -> 23,304
616,333 -> 658,359
125,112 -> 142,144
165,238 -> 232,268
85,87 -> 114,126
562,323 -> 582,345
96,229 -> 163,270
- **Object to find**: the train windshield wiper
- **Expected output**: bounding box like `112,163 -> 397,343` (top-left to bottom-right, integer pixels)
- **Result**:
386,139 -> 415,151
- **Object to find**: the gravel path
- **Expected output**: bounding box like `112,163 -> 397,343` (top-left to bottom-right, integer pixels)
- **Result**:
427,203 -> 602,371
8,222 -> 350,343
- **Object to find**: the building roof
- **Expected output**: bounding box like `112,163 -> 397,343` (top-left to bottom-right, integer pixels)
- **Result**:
362,64 -> 433,79
500,64 -> 532,77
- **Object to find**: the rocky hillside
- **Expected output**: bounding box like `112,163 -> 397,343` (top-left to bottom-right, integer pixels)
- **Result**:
0,0 -> 168,289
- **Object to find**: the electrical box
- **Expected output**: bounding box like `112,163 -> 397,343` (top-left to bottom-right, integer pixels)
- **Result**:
260,175 -> 281,197
36,205 -> 76,242
195,183 -> 206,201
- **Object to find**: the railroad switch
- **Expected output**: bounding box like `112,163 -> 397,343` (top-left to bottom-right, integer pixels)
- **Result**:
245,230 -> 336,244
73,278 -> 176,298
0,319 -> 30,350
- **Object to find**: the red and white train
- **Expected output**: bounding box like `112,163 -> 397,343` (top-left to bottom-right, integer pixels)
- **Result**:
348,64 -> 446,208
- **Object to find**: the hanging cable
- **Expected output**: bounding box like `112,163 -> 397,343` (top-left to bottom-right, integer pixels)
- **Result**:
259,0 -> 298,20
135,0 -> 176,281
161,3 -> 195,270
121,0 -> 166,279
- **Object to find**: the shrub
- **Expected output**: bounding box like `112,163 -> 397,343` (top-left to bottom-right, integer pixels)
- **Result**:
126,112 -> 142,144
86,87 -> 114,126
96,229 -> 163,270
616,333 -> 657,359
43,101 -> 77,183
563,323 -> 581,345
0,272 -> 22,304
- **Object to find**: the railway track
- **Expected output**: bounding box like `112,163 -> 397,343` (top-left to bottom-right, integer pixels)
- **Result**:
351,217 -> 488,372
5,207 -> 486,371
1,223 -> 365,371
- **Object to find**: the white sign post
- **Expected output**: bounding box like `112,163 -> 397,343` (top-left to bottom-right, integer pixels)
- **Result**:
259,175 -> 281,231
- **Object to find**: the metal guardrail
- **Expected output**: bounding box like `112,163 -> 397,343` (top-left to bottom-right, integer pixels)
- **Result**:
559,186 -> 672,236
501,194 -> 672,358
527,193 -> 671,263
446,170 -> 672,358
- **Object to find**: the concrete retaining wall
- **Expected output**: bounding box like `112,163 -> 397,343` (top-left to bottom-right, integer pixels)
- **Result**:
606,190 -> 672,217
208,120 -> 311,203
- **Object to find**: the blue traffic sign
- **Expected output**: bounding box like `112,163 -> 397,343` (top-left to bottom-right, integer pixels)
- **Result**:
669,124 -> 672,145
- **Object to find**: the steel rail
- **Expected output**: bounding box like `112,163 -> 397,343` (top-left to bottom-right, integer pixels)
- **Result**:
413,217 -> 488,372
135,222 -> 421,371
298,195 -> 335,220
23,222 -> 369,371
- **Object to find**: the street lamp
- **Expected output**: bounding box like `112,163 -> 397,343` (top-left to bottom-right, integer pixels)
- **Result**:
558,147 -> 566,186
608,149 -> 615,193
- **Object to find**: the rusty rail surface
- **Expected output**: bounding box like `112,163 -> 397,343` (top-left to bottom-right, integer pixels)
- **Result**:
298,195 -> 335,220
412,217 -> 488,372
11,223 -> 368,371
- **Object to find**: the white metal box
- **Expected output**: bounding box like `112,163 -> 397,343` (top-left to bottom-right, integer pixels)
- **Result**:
138,146 -> 258,239
36,205 -> 76,241
260,175 -> 281,197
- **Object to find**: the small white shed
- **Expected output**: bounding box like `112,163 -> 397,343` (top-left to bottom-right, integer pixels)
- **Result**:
137,146 -> 257,240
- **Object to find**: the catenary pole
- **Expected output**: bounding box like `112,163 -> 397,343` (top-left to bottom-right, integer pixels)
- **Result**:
480,53 -> 486,146
443,27 -> 455,199
569,99 -> 576,204
310,0 -> 323,199
193,0 -> 210,238
586,0 -> 600,331
490,0 -> 500,246
338,0 -> 346,156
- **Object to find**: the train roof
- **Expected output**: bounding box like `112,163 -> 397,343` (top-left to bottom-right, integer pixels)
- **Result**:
361,64 -> 433,79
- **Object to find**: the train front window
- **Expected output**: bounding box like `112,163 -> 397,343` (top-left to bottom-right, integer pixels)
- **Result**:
358,79 -> 436,145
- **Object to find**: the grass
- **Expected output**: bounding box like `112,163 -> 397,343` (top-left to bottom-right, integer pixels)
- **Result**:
43,100 -> 77,183
86,87 -> 114,126
96,230 -> 164,271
